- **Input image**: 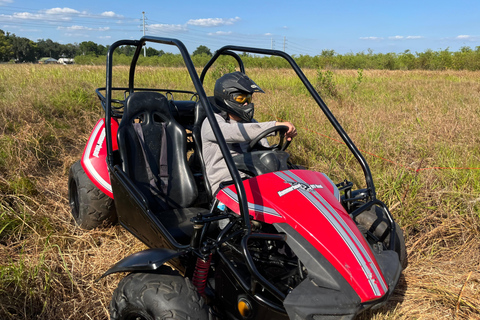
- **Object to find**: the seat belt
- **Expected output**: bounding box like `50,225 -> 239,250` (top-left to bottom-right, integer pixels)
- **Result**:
133,122 -> 169,207
158,123 -> 168,194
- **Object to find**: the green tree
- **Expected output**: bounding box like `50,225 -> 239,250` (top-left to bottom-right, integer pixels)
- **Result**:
116,45 -> 136,56
78,41 -> 101,56
36,39 -> 61,59
192,45 -> 212,56
9,34 -> 36,62
146,47 -> 165,57
398,50 -> 416,70
437,48 -> 453,69
60,43 -> 78,58
416,49 -> 435,70
0,29 -> 13,62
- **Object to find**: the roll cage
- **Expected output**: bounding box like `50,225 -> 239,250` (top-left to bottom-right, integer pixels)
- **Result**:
98,35 -> 396,250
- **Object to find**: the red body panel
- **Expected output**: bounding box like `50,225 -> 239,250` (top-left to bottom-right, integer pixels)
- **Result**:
216,169 -> 387,303
81,118 -> 119,199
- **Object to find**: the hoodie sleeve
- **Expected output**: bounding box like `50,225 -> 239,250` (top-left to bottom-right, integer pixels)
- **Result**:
202,113 -> 276,143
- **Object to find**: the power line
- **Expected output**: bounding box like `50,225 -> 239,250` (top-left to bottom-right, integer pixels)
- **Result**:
0,4 -> 320,56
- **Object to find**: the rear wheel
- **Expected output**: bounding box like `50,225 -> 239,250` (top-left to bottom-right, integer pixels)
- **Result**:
110,273 -> 208,320
68,160 -> 117,229
355,206 -> 407,268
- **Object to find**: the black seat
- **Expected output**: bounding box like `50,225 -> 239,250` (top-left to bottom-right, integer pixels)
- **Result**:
191,97 -> 221,200
116,91 -> 206,243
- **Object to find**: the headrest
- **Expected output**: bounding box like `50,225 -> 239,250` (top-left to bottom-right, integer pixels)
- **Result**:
193,97 -> 221,126
123,92 -> 172,124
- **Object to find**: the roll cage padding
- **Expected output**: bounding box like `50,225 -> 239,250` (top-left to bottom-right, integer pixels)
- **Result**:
117,91 -> 198,210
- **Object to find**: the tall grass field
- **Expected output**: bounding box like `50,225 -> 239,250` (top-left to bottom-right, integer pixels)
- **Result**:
0,64 -> 479,319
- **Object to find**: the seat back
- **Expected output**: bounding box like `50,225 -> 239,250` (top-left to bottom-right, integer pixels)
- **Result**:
191,98 -> 220,198
117,91 -> 198,210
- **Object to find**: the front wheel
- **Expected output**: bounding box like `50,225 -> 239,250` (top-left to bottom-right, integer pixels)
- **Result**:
355,206 -> 407,268
110,273 -> 208,320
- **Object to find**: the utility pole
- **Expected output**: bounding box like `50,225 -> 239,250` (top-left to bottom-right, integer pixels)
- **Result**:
142,11 -> 147,57
283,36 -> 287,52
271,38 -> 275,50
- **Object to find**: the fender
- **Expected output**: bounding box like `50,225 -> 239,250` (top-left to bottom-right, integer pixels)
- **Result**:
216,170 -> 393,303
81,118 -> 119,199
99,248 -> 189,279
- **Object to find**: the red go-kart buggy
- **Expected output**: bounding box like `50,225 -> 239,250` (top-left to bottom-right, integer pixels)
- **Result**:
68,36 -> 406,320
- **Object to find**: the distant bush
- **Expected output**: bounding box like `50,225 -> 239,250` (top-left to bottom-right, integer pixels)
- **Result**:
316,69 -> 338,98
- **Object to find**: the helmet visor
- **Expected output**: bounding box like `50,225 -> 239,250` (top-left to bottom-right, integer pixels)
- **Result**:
232,92 -> 253,104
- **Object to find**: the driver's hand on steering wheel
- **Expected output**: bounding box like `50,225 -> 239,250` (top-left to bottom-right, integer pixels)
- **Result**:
276,121 -> 297,141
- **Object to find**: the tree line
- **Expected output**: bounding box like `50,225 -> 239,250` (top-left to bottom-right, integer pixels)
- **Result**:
2,29 -> 480,70
0,29 -> 167,63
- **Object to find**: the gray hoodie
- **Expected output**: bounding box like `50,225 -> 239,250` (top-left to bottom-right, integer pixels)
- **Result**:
201,113 -> 276,194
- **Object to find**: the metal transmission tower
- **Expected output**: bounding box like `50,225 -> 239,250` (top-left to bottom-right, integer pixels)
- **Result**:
283,36 -> 287,52
141,12 -> 148,57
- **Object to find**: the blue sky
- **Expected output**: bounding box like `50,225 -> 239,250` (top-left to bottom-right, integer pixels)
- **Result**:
1,0 -> 479,56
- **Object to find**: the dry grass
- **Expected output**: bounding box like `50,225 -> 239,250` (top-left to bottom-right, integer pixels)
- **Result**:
0,64 -> 479,319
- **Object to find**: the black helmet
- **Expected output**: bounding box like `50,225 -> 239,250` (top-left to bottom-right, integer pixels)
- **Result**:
213,71 -> 264,122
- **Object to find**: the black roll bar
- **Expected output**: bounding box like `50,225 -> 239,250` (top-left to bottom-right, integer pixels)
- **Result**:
199,50 -> 245,83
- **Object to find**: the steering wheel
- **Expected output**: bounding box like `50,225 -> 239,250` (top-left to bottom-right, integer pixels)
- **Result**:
247,125 -> 292,152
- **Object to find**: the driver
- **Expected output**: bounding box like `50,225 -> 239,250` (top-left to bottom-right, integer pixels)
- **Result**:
201,71 -> 297,195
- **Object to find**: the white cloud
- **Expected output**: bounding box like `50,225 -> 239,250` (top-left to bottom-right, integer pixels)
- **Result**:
2,7 -> 124,23
101,11 -> 123,18
362,35 -> 424,41
208,31 -> 232,36
0,0 -> 13,5
1,24 -> 40,32
44,8 -> 80,15
264,33 -> 273,36
455,35 -> 479,41
65,32 -> 89,38
388,35 -> 423,40
19,28 -> 40,32
12,12 -> 44,20
360,36 -> 384,40
59,25 -> 110,32
457,35 -> 472,39
149,23 -> 187,32
187,17 -> 240,27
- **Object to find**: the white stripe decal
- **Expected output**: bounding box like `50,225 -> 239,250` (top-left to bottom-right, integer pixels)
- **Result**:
301,188 -> 383,296
82,119 -> 112,193
310,189 -> 388,294
222,188 -> 282,217
276,171 -> 387,296
286,170 -> 387,293
321,172 -> 341,202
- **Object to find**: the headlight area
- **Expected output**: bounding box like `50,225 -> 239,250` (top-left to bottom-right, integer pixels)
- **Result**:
275,223 -> 401,320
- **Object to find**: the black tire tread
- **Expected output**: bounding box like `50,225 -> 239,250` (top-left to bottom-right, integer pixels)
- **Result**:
68,160 -> 117,229
110,273 -> 208,320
